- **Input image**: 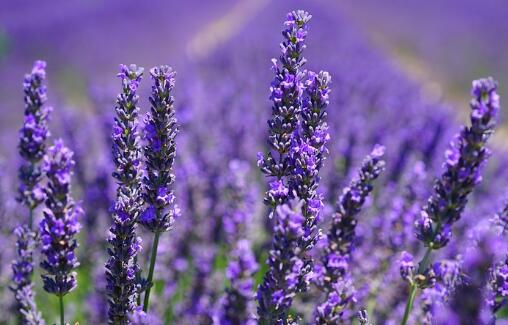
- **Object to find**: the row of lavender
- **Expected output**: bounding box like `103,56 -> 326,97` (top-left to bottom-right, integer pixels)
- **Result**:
1,8 -> 508,325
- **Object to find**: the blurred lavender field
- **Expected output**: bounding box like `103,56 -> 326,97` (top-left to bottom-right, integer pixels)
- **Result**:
1,1 -> 508,324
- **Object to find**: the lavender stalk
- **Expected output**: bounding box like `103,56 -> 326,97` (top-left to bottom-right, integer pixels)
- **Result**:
39,139 -> 82,325
257,10 -> 310,209
401,77 -> 500,325
313,146 -> 385,323
140,65 -> 179,312
105,64 -> 144,324
12,60 -> 51,324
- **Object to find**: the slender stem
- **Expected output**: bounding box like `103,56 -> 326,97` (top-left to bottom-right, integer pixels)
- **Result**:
143,231 -> 161,312
59,295 -> 64,325
418,248 -> 432,273
400,248 -> 433,325
400,284 -> 418,325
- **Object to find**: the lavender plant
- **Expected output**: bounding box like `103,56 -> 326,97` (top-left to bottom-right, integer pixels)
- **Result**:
39,139 -> 82,325
313,145 -> 385,323
18,60 -> 52,225
400,77 -> 500,324
105,64 -> 144,324
257,10 -> 333,324
11,60 -> 51,324
140,65 -> 179,312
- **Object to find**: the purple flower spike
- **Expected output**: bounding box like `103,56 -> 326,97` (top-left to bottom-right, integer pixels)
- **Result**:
11,60 -> 50,323
139,65 -> 179,313
257,200 -> 310,324
313,146 -> 385,323
39,139 -> 82,297
416,77 -> 499,250
106,64 -> 144,323
18,60 -> 52,213
258,10 -> 311,209
10,225 -> 45,325
140,65 -> 179,233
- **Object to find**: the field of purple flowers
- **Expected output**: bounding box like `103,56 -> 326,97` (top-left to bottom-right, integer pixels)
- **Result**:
1,1 -> 508,324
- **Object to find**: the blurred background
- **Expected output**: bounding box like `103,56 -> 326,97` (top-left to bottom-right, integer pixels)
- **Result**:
1,0 -> 507,323
1,0 -> 507,132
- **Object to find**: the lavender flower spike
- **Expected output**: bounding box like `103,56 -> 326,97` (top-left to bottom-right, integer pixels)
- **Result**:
289,69 -> 331,246
401,77 -> 500,325
12,60 -> 51,324
18,60 -> 52,220
40,139 -> 82,325
313,145 -> 385,323
257,200 -> 309,324
106,64 -> 144,324
10,225 -> 45,325
140,65 -> 179,312
258,10 -> 311,208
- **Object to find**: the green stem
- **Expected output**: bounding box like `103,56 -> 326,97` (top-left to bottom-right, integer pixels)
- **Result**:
418,248 -> 432,273
59,295 -> 65,325
400,248 -> 433,325
143,231 -> 161,312
400,284 -> 418,325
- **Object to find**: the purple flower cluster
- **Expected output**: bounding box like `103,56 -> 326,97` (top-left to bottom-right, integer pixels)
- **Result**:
3,5 -> 508,325
313,145 -> 385,323
416,78 -> 499,249
401,77 -> 500,325
140,65 -> 179,233
39,139 -> 81,296
11,60 -> 51,324
257,200 -> 309,324
140,65 -> 180,312
258,10 -> 311,207
18,60 -> 52,215
10,225 -> 44,325
106,64 -> 144,323
257,11 -> 333,324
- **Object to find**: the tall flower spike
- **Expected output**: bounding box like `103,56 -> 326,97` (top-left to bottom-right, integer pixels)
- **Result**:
39,139 -> 81,324
140,65 -> 179,233
289,70 -> 331,253
140,65 -> 179,312
313,145 -> 385,323
416,77 -> 499,249
106,64 -> 144,324
18,60 -> 52,215
12,60 -> 50,323
258,10 -> 311,208
401,77 -> 500,325
257,200 -> 309,324
10,225 -> 45,325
